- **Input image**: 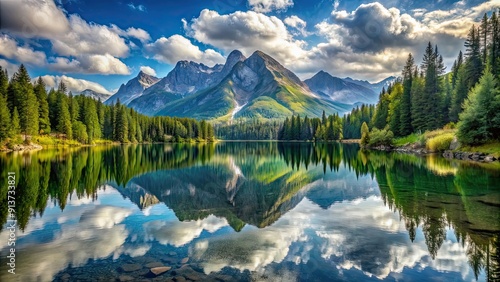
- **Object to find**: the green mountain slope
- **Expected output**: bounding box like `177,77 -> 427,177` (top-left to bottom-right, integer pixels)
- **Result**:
156,51 -> 352,120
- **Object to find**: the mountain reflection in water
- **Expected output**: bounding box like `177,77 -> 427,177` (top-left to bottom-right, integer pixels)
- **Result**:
0,142 -> 499,281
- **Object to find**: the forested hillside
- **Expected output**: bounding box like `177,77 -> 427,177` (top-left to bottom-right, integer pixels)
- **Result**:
0,65 -> 214,147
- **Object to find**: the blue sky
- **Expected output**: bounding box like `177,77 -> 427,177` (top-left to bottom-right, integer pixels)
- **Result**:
0,0 -> 498,94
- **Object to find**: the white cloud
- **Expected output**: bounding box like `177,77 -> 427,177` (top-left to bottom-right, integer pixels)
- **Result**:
185,9 -> 307,65
0,59 -> 19,76
128,3 -> 146,12
51,14 -> 129,58
125,27 -> 151,43
248,0 -> 293,13
139,66 -> 157,76
0,0 -> 70,38
48,54 -> 130,75
422,0 -> 500,38
0,204 -> 133,282
192,196 -> 474,280
284,15 -> 308,36
39,75 -> 113,94
145,34 -> 225,66
144,215 -> 228,247
0,34 -> 47,66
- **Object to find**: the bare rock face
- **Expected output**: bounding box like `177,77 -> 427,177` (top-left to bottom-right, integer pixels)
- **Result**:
449,137 -> 460,150
106,71 -> 160,106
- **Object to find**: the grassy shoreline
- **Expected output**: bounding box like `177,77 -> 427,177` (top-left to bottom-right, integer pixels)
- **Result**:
0,135 -> 218,152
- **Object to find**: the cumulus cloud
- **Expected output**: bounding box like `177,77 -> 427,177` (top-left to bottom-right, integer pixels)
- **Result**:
0,0 -> 150,75
144,215 -> 228,247
145,34 -> 225,66
0,0 -> 70,38
329,2 -> 425,52
184,9 -> 307,65
39,75 -> 113,94
248,0 -> 293,13
422,0 -> 500,38
139,66 -> 157,76
0,34 -> 47,66
51,14 -> 129,58
284,15 -> 308,36
48,54 -> 130,75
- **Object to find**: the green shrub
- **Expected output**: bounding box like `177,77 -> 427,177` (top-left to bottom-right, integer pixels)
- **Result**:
368,128 -> 394,147
426,133 -> 454,152
393,133 -> 421,146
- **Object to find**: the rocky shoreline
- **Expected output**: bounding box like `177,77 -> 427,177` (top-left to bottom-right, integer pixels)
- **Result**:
0,143 -> 43,152
443,150 -> 498,162
369,144 -> 499,163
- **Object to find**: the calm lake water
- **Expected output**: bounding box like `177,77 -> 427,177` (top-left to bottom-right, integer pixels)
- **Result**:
0,142 -> 499,282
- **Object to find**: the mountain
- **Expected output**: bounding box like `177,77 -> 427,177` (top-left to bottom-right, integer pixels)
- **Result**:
344,76 -> 397,95
77,89 -> 112,102
128,50 -> 246,115
304,71 -> 378,105
155,50 -> 352,120
105,71 -> 160,105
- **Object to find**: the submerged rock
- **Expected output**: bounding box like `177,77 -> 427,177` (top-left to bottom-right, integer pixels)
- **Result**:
118,275 -> 135,282
150,266 -> 172,276
119,264 -> 142,272
145,262 -> 164,268
180,257 -> 189,264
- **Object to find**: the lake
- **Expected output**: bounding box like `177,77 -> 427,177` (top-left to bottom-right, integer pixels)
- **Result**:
0,142 -> 499,281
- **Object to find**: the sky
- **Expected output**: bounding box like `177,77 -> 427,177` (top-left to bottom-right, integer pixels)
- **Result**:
0,0 -> 499,94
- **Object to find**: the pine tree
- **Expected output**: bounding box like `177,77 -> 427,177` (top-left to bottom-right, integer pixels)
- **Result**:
321,110 -> 327,125
360,122 -> 369,147
11,107 -> 20,137
372,91 -> 390,130
0,95 -> 11,142
11,65 -> 39,138
457,69 -> 499,144
115,105 -> 129,142
490,12 -> 500,77
56,91 -> 72,139
450,66 -> 468,122
47,89 -> 58,128
34,77 -> 51,134
465,26 -> 483,89
480,13 -> 490,66
411,76 -> 426,132
0,67 -> 8,99
400,54 -> 415,136
69,93 -> 79,123
81,98 -> 101,143
388,83 -> 403,137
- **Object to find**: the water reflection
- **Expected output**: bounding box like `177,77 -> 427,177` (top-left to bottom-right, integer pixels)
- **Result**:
0,142 -> 499,281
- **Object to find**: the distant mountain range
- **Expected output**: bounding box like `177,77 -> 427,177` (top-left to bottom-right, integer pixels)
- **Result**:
101,50 -> 396,120
343,76 -> 397,96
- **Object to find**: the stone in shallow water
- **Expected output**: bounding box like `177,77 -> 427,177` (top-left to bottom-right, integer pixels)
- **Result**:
213,274 -> 235,282
119,263 -> 142,272
168,251 -> 177,256
184,271 -> 206,281
119,275 -> 135,282
174,276 -> 187,282
145,262 -> 164,268
180,257 -> 189,264
150,266 -> 172,276
162,257 -> 177,264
